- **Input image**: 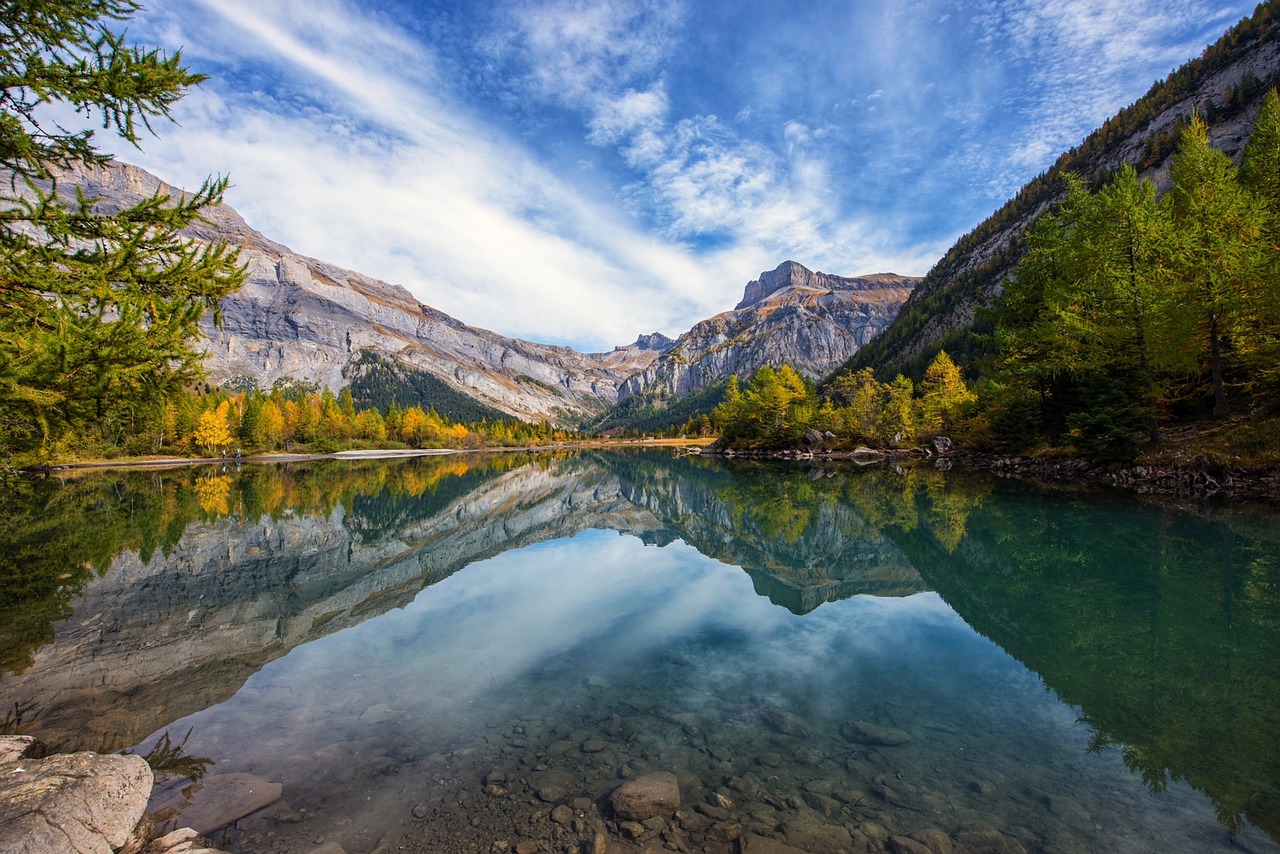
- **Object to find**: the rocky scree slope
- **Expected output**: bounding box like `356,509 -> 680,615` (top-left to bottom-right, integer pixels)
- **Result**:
849,3 -> 1280,379
62,162 -> 672,423
619,260 -> 917,401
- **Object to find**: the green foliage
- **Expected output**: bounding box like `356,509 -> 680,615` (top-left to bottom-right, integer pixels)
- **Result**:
986,103 -> 1280,455
0,1 -> 245,454
344,352 -> 512,425
715,355 -> 977,449
589,383 -> 726,436
714,365 -> 818,448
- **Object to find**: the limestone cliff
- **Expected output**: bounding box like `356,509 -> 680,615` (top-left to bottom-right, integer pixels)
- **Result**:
61,163 -> 671,423
618,261 -> 916,400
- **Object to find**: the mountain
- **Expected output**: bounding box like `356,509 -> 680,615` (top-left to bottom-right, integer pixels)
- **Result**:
63,164 -> 906,428
58,162 -> 673,423
846,4 -> 1280,380
618,260 -> 917,401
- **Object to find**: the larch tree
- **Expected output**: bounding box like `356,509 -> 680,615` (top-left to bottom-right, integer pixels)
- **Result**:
1165,115 -> 1267,417
1238,88 -> 1280,392
0,1 -> 245,453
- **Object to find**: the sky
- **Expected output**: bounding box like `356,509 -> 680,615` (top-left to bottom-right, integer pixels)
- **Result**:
118,0 -> 1257,352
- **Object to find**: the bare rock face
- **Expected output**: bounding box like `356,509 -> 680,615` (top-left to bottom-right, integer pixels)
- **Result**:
0,743 -> 153,854
609,772 -> 681,820
56,162 -> 670,424
619,261 -> 916,400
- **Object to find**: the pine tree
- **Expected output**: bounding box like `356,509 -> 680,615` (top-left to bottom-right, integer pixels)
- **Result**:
0,1 -> 245,453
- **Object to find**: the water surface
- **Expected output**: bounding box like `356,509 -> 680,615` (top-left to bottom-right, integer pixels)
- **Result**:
1,451 -> 1277,853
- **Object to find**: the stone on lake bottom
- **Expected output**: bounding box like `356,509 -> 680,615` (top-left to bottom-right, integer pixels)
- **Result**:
154,772 -> 282,834
738,833 -> 809,854
840,719 -> 912,746
610,772 -> 681,821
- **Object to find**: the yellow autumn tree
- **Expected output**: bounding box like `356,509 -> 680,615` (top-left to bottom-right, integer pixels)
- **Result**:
193,401 -> 234,454
918,351 -> 976,436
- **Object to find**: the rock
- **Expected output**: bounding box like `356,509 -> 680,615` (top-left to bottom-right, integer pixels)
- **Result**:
909,828 -> 954,854
529,769 -> 576,803
581,740 -> 608,753
932,436 -> 954,454
840,720 -> 912,746
760,709 -> 810,737
736,833 -> 804,853
551,804 -> 573,825
154,772 -> 282,834
514,842 -> 538,854
888,836 -> 933,854
0,750 -> 153,854
781,812 -> 853,851
619,262 -> 917,402
142,827 -> 229,853
0,735 -> 45,763
804,429 -> 825,446
954,826 -> 1028,854
610,772 -> 681,821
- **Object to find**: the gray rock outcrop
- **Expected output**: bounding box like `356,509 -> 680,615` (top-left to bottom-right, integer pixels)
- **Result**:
618,261 -> 916,400
0,738 -> 151,854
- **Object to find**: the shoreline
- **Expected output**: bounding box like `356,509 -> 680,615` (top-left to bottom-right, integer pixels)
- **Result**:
27,438 -> 714,474
698,443 -> 1280,502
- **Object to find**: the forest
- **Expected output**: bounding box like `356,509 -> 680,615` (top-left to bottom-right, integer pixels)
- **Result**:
707,93 -> 1280,462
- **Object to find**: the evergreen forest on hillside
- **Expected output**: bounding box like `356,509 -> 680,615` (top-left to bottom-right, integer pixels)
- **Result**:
706,99 -> 1280,462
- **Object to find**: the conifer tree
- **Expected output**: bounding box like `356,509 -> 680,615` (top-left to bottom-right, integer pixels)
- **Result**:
1165,115 -> 1267,417
0,1 -> 245,453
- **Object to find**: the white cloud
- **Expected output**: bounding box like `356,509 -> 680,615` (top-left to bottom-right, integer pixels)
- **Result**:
127,0 -> 748,349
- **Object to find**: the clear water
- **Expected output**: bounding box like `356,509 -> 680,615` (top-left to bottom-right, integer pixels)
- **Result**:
1,451 -> 1277,854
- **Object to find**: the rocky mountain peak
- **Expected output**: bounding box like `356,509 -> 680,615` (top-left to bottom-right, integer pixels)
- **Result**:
736,260 -> 813,309
625,332 -> 678,354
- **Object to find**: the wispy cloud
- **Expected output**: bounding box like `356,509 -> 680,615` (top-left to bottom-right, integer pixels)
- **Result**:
130,0 -> 741,349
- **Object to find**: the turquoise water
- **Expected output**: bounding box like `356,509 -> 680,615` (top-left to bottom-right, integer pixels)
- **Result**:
0,451 -> 1277,853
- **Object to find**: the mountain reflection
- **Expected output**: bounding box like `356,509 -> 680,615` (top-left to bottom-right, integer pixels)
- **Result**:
1,451 -> 1278,841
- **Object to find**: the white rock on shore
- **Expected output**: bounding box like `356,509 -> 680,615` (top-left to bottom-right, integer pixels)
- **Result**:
0,736 -> 227,854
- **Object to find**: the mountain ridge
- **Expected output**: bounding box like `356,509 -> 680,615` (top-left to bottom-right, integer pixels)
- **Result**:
53,161 -> 914,426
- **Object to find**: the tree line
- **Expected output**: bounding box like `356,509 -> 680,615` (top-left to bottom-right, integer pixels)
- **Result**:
88,383 -> 579,459
704,352 -> 975,450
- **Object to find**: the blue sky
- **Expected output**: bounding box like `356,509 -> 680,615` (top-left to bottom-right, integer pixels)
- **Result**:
123,0 -> 1255,351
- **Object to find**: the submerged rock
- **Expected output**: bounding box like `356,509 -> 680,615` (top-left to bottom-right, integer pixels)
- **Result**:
609,772 -> 681,820
152,772 -> 282,835
840,720 -> 912,746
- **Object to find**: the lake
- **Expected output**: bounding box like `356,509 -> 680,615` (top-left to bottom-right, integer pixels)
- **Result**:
1,450 -> 1277,854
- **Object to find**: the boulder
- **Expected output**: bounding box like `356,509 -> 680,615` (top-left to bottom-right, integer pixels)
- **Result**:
610,772 -> 681,821
804,429 -> 825,446
840,720 -> 912,746
152,772 -> 282,835
141,827 -> 227,853
0,749 -> 153,854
